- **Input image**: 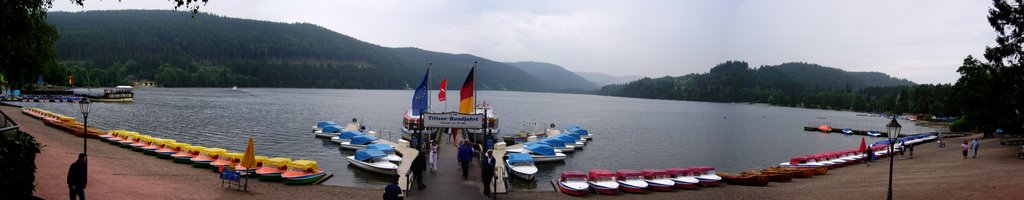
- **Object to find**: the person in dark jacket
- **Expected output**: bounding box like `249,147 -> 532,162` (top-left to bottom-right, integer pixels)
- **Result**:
864,147 -> 874,167
412,151 -> 427,189
457,141 -> 473,179
480,150 -> 496,196
383,174 -> 403,200
68,153 -> 88,200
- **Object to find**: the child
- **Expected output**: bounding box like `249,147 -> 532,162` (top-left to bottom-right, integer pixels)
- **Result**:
961,141 -> 969,159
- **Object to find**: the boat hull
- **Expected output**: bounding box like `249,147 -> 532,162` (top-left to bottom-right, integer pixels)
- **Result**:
558,182 -> 589,196
346,156 -> 397,175
258,173 -> 284,181
588,183 -> 618,195
313,131 -> 337,138
172,156 -> 193,163
617,181 -> 647,194
531,154 -> 566,162
283,172 -> 326,185
339,143 -> 368,150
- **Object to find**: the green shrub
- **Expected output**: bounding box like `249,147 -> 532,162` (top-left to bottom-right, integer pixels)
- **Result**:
950,116 -> 972,132
0,131 -> 42,199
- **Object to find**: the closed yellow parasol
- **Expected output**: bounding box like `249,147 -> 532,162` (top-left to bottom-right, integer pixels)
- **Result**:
239,135 -> 257,169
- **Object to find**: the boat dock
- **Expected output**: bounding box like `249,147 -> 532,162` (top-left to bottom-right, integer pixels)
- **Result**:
369,137 -> 418,192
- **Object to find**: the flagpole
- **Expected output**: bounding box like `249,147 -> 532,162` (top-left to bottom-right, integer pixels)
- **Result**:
427,63 -> 432,113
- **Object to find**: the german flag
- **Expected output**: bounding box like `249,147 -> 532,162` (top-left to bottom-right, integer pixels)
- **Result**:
459,66 -> 475,114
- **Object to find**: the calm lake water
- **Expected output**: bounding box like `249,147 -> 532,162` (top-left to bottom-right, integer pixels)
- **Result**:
12,88 -> 938,190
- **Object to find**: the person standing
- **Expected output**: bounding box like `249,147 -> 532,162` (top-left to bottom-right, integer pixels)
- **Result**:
962,141 -> 970,159
907,144 -> 914,159
67,153 -> 87,200
429,141 -> 438,173
864,147 -> 874,167
412,151 -> 427,189
480,150 -> 496,196
897,143 -> 905,160
383,174 -> 403,200
971,139 -> 980,159
458,141 -> 473,179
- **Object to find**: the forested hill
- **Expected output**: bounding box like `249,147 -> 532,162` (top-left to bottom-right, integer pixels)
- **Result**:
599,61 -> 918,110
46,10 -> 560,91
506,62 -> 599,92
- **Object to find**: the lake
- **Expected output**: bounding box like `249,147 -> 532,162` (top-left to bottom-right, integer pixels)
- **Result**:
11,88 -> 938,190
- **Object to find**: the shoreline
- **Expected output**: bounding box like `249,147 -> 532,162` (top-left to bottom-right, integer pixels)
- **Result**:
7,103 -> 1023,199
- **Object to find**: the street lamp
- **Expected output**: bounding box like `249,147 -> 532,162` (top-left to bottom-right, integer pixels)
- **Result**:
885,115 -> 901,200
79,99 -> 91,154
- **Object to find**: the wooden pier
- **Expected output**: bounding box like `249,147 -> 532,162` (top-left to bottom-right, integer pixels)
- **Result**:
373,138 -> 418,192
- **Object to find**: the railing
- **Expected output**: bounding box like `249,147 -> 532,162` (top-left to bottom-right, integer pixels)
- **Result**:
0,108 -> 20,134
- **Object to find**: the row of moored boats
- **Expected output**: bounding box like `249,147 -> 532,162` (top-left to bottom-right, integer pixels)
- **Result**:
97,130 -> 328,185
312,121 -> 401,175
504,125 -> 593,180
556,167 -> 722,196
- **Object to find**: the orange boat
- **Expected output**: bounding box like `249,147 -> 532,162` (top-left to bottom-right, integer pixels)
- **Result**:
173,145 -> 204,163
742,171 -> 792,182
156,142 -> 188,159
210,152 -> 243,172
191,148 -> 226,168
256,157 -> 292,181
716,172 -> 769,186
764,167 -> 815,178
234,156 -> 269,171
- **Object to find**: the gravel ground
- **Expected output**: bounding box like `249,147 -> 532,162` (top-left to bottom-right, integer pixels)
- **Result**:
10,104 -> 1023,200
503,134 -> 1024,200
5,105 -> 381,200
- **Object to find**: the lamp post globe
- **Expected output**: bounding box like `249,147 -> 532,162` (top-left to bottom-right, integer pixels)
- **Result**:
79,99 -> 91,154
885,115 -> 901,200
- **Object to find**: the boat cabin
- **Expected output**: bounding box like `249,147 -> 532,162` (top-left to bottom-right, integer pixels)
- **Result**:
287,160 -> 320,174
561,171 -> 588,182
588,169 -> 616,182
641,169 -> 671,180
616,169 -> 644,181
665,168 -> 696,178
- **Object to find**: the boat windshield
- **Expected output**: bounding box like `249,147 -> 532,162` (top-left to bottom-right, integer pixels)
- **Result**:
653,174 -> 670,179
512,162 -> 532,167
626,176 -> 643,181
219,156 -> 232,162
566,177 -> 586,182
593,177 -> 614,182
262,164 -> 281,169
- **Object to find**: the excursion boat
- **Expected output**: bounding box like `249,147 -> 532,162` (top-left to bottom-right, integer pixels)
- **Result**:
234,156 -> 269,172
210,152 -> 244,172
557,171 -> 590,196
716,172 -> 770,186
587,169 -> 619,195
87,86 -> 134,102
690,166 -> 722,186
615,169 -> 648,193
665,168 -> 699,189
565,125 -> 592,140
641,169 -> 675,191
366,144 -> 402,163
331,130 -> 364,144
340,135 -> 379,150
346,149 -> 398,175
281,160 -> 327,185
257,157 -> 292,181
155,142 -> 188,159
191,148 -> 227,168
312,121 -> 337,132
505,153 -> 538,180
467,102 -> 500,135
524,144 -> 567,162
400,109 -> 437,135
172,145 -> 204,163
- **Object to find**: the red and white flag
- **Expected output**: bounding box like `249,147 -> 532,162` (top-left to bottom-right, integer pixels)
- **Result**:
438,79 -> 448,102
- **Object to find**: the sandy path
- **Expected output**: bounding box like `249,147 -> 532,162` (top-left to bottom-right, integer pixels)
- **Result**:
3,105 -> 381,200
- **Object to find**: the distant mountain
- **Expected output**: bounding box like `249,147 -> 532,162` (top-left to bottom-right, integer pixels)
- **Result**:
599,61 -> 916,106
47,10 -> 546,91
506,62 -> 598,92
574,71 -> 642,86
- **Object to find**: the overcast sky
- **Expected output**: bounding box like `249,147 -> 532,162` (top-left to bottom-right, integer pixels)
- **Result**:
51,0 -> 996,84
